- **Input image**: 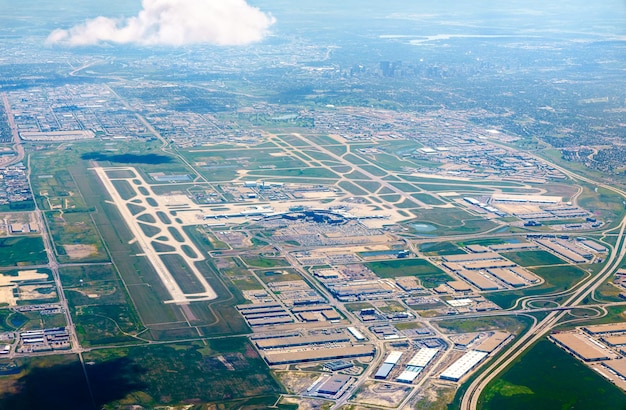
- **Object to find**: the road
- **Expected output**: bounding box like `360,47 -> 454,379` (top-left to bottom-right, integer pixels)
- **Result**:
461,152 -> 626,410
1,92 -> 25,167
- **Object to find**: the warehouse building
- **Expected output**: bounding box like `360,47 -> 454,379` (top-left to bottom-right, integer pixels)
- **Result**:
442,253 -> 502,263
487,268 -> 526,287
475,331 -> 510,353
374,351 -> 403,379
264,345 -> 375,365
602,358 -> 626,380
440,351 -> 488,382
584,323 -> 626,335
348,327 -> 366,341
535,239 -> 588,263
489,242 -> 538,252
454,269 -> 501,291
551,332 -> 613,362
317,375 -> 351,396
255,333 -> 350,349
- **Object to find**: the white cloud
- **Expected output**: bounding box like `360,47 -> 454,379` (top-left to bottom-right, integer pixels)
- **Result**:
46,0 -> 275,47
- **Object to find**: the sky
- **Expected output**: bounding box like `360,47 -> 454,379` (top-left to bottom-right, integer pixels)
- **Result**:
2,0 -> 626,49
45,0 -> 275,46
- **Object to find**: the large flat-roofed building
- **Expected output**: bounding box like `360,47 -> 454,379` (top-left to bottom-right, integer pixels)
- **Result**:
455,269 -> 501,291
264,345 -> 375,365
347,327 -> 366,341
510,267 -> 539,283
536,239 -> 587,263
440,350 -> 488,382
584,323 -> 626,335
374,351 -> 404,379
487,268 -> 526,287
551,332 -> 612,362
602,358 -> 626,379
491,194 -> 561,204
602,335 -> 626,347
442,253 -> 502,263
489,242 -> 538,252
475,331 -> 510,353
317,375 -> 351,396
375,362 -> 395,379
407,348 -> 439,368
581,240 -> 607,253
397,366 -> 423,383
447,280 -> 473,292
255,333 -> 350,349
384,351 -> 403,365
462,260 -> 515,271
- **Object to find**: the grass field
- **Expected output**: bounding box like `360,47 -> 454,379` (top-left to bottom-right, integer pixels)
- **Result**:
60,265 -> 145,347
240,255 -> 291,268
0,236 -> 47,266
83,338 -> 283,408
366,258 -> 451,288
436,315 -> 528,334
420,242 -> 467,256
502,250 -> 566,266
479,340 -> 626,410
46,210 -> 109,263
486,265 -> 587,309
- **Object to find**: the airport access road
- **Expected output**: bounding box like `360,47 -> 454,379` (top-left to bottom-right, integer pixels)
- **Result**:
0,93 -> 25,167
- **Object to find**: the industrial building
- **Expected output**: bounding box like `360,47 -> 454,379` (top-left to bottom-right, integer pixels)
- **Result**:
447,280 -> 473,292
602,358 -> 626,380
407,347 -> 439,367
324,360 -> 353,371
551,332 -> 613,362
255,333 -> 350,349
475,331 -> 510,353
489,242 -> 538,252
374,351 -> 403,379
487,268 -> 526,287
602,335 -> 626,347
326,280 -> 395,301
441,253 -> 502,263
347,327 -> 366,341
491,194 -> 561,204
581,240 -> 607,253
397,366 -> 423,383
264,345 -> 375,365
453,269 -> 501,291
584,323 -> 626,335
440,350 -> 488,382
535,239 -> 588,263
317,375 -> 351,396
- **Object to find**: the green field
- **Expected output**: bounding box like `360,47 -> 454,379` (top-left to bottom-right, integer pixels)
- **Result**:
46,210 -> 109,263
479,340 -> 626,410
486,265 -> 587,309
84,339 -> 283,408
241,255 -> 291,268
436,315 -> 529,334
502,250 -> 567,266
60,265 -> 145,346
420,241 -> 467,256
0,236 -> 47,266
366,258 -> 451,288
